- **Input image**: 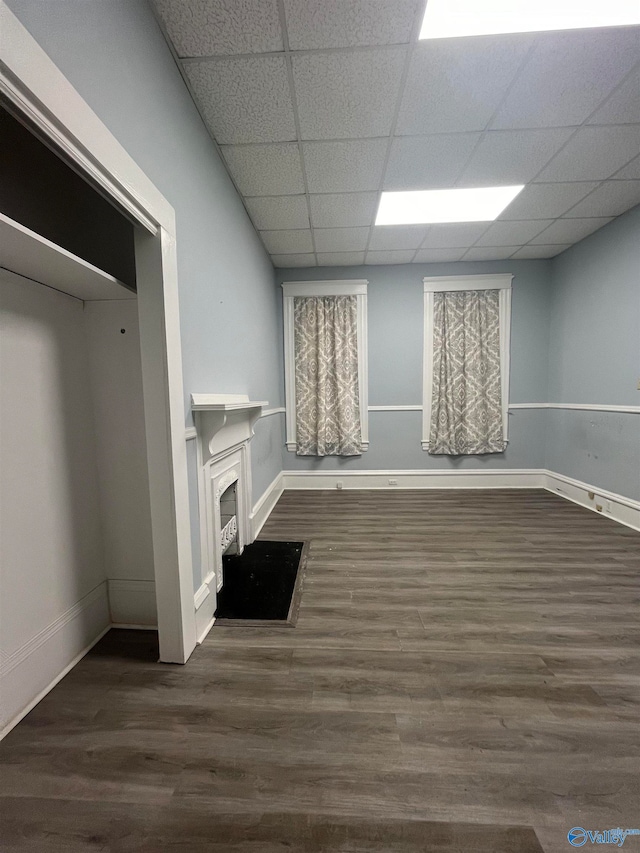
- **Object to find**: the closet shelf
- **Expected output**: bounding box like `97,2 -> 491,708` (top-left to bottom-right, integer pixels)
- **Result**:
0,212 -> 136,301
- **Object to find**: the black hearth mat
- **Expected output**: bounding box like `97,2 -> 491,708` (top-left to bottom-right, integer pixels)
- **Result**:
215,540 -> 305,621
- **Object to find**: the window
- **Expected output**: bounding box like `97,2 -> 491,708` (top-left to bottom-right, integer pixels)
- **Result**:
422,274 -> 512,455
282,280 -> 368,455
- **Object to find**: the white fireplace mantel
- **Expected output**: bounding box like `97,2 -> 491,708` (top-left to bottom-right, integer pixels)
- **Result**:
191,394 -> 268,461
190,394 -> 268,643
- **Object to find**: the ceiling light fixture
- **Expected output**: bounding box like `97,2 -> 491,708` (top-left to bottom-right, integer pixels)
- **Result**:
375,186 -> 524,226
419,0 -> 640,39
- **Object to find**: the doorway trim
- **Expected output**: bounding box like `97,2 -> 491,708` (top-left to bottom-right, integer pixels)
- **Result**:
0,2 -> 197,663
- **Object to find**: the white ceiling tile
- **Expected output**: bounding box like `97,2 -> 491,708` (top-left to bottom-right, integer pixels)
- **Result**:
293,47 -> 406,140
314,227 -> 370,252
613,155 -> 640,179
185,56 -> 295,144
491,29 -> 640,130
498,182 -> 600,220
421,223 -> 490,248
536,125 -> 640,182
462,246 -> 519,261
303,139 -> 388,193
316,252 -> 366,266
383,133 -> 480,190
309,193 -> 378,228
458,129 -> 573,186
221,144 -> 305,195
245,195 -> 309,230
365,250 -> 417,264
530,218 -> 614,245
511,244 -> 571,259
368,225 -> 428,251
476,219 -> 553,247
152,0 -> 282,56
271,254 -> 316,268
283,0 -> 420,50
563,181 -> 640,218
413,248 -> 467,262
396,36 -> 531,135
260,229 -> 313,254
589,66 -> 640,126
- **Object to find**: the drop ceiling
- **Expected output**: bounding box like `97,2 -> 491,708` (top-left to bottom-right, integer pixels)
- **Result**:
150,0 -> 640,267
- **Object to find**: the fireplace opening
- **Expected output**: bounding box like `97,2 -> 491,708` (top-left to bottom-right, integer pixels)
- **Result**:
219,480 -> 239,557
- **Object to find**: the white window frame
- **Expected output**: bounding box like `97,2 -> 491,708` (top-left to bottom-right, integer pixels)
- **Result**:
282,280 -> 369,453
422,273 -> 513,451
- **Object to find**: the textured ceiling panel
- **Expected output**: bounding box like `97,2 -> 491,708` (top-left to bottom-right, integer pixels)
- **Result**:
421,223 -> 490,249
498,182 -> 600,220
458,128 -> 574,186
565,180 -> 640,218
260,229 -> 314,254
309,193 -> 378,228
368,225 -> 428,251
221,144 -> 305,196
245,195 -> 310,230
283,0 -> 420,50
303,139 -> 388,193
155,3 -> 640,267
314,227 -> 370,252
384,133 -> 480,190
316,252 -> 366,265
413,248 -> 467,263
185,56 -> 295,144
365,250 -> 417,264
536,125 -> 640,182
462,246 -> 520,261
511,244 -> 571,259
152,0 -> 282,56
396,36 -> 531,135
530,217 -> 614,245
588,67 -> 640,126
476,219 -> 554,247
271,253 -> 316,267
614,155 -> 640,179
293,47 -> 406,140
491,29 -> 640,130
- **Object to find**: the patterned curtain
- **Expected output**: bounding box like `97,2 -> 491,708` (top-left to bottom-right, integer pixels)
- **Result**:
429,289 -> 506,455
294,295 -> 362,456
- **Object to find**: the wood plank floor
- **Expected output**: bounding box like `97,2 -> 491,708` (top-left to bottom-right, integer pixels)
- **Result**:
1,489 -> 639,852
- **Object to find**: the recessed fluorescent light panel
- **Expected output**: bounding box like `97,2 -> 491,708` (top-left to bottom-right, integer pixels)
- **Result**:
419,0 -> 640,39
375,186 -> 524,226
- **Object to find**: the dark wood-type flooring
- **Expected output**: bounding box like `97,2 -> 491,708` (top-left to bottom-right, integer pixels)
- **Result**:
1,490 -> 639,852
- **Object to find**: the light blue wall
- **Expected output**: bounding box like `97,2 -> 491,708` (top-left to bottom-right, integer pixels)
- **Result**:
275,260 -> 553,471
547,206 -> 640,499
7,0 -> 285,507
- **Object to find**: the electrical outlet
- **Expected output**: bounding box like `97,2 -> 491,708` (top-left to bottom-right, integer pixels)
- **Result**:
588,491 -> 595,500
336,481 -> 343,490
388,478 -> 398,485
595,503 -> 603,512
605,499 -> 612,513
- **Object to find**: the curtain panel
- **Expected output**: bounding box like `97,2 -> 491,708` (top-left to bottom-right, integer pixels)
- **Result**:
294,295 -> 362,456
429,289 -> 506,455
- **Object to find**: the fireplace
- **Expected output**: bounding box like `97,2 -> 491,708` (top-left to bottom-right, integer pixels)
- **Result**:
219,479 -> 238,557
190,394 -> 267,642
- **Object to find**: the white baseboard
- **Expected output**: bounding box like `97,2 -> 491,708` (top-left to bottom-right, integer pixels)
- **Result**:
544,470 -> 640,532
0,582 -> 110,739
250,471 -> 284,539
282,469 -> 545,490
107,579 -> 157,628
